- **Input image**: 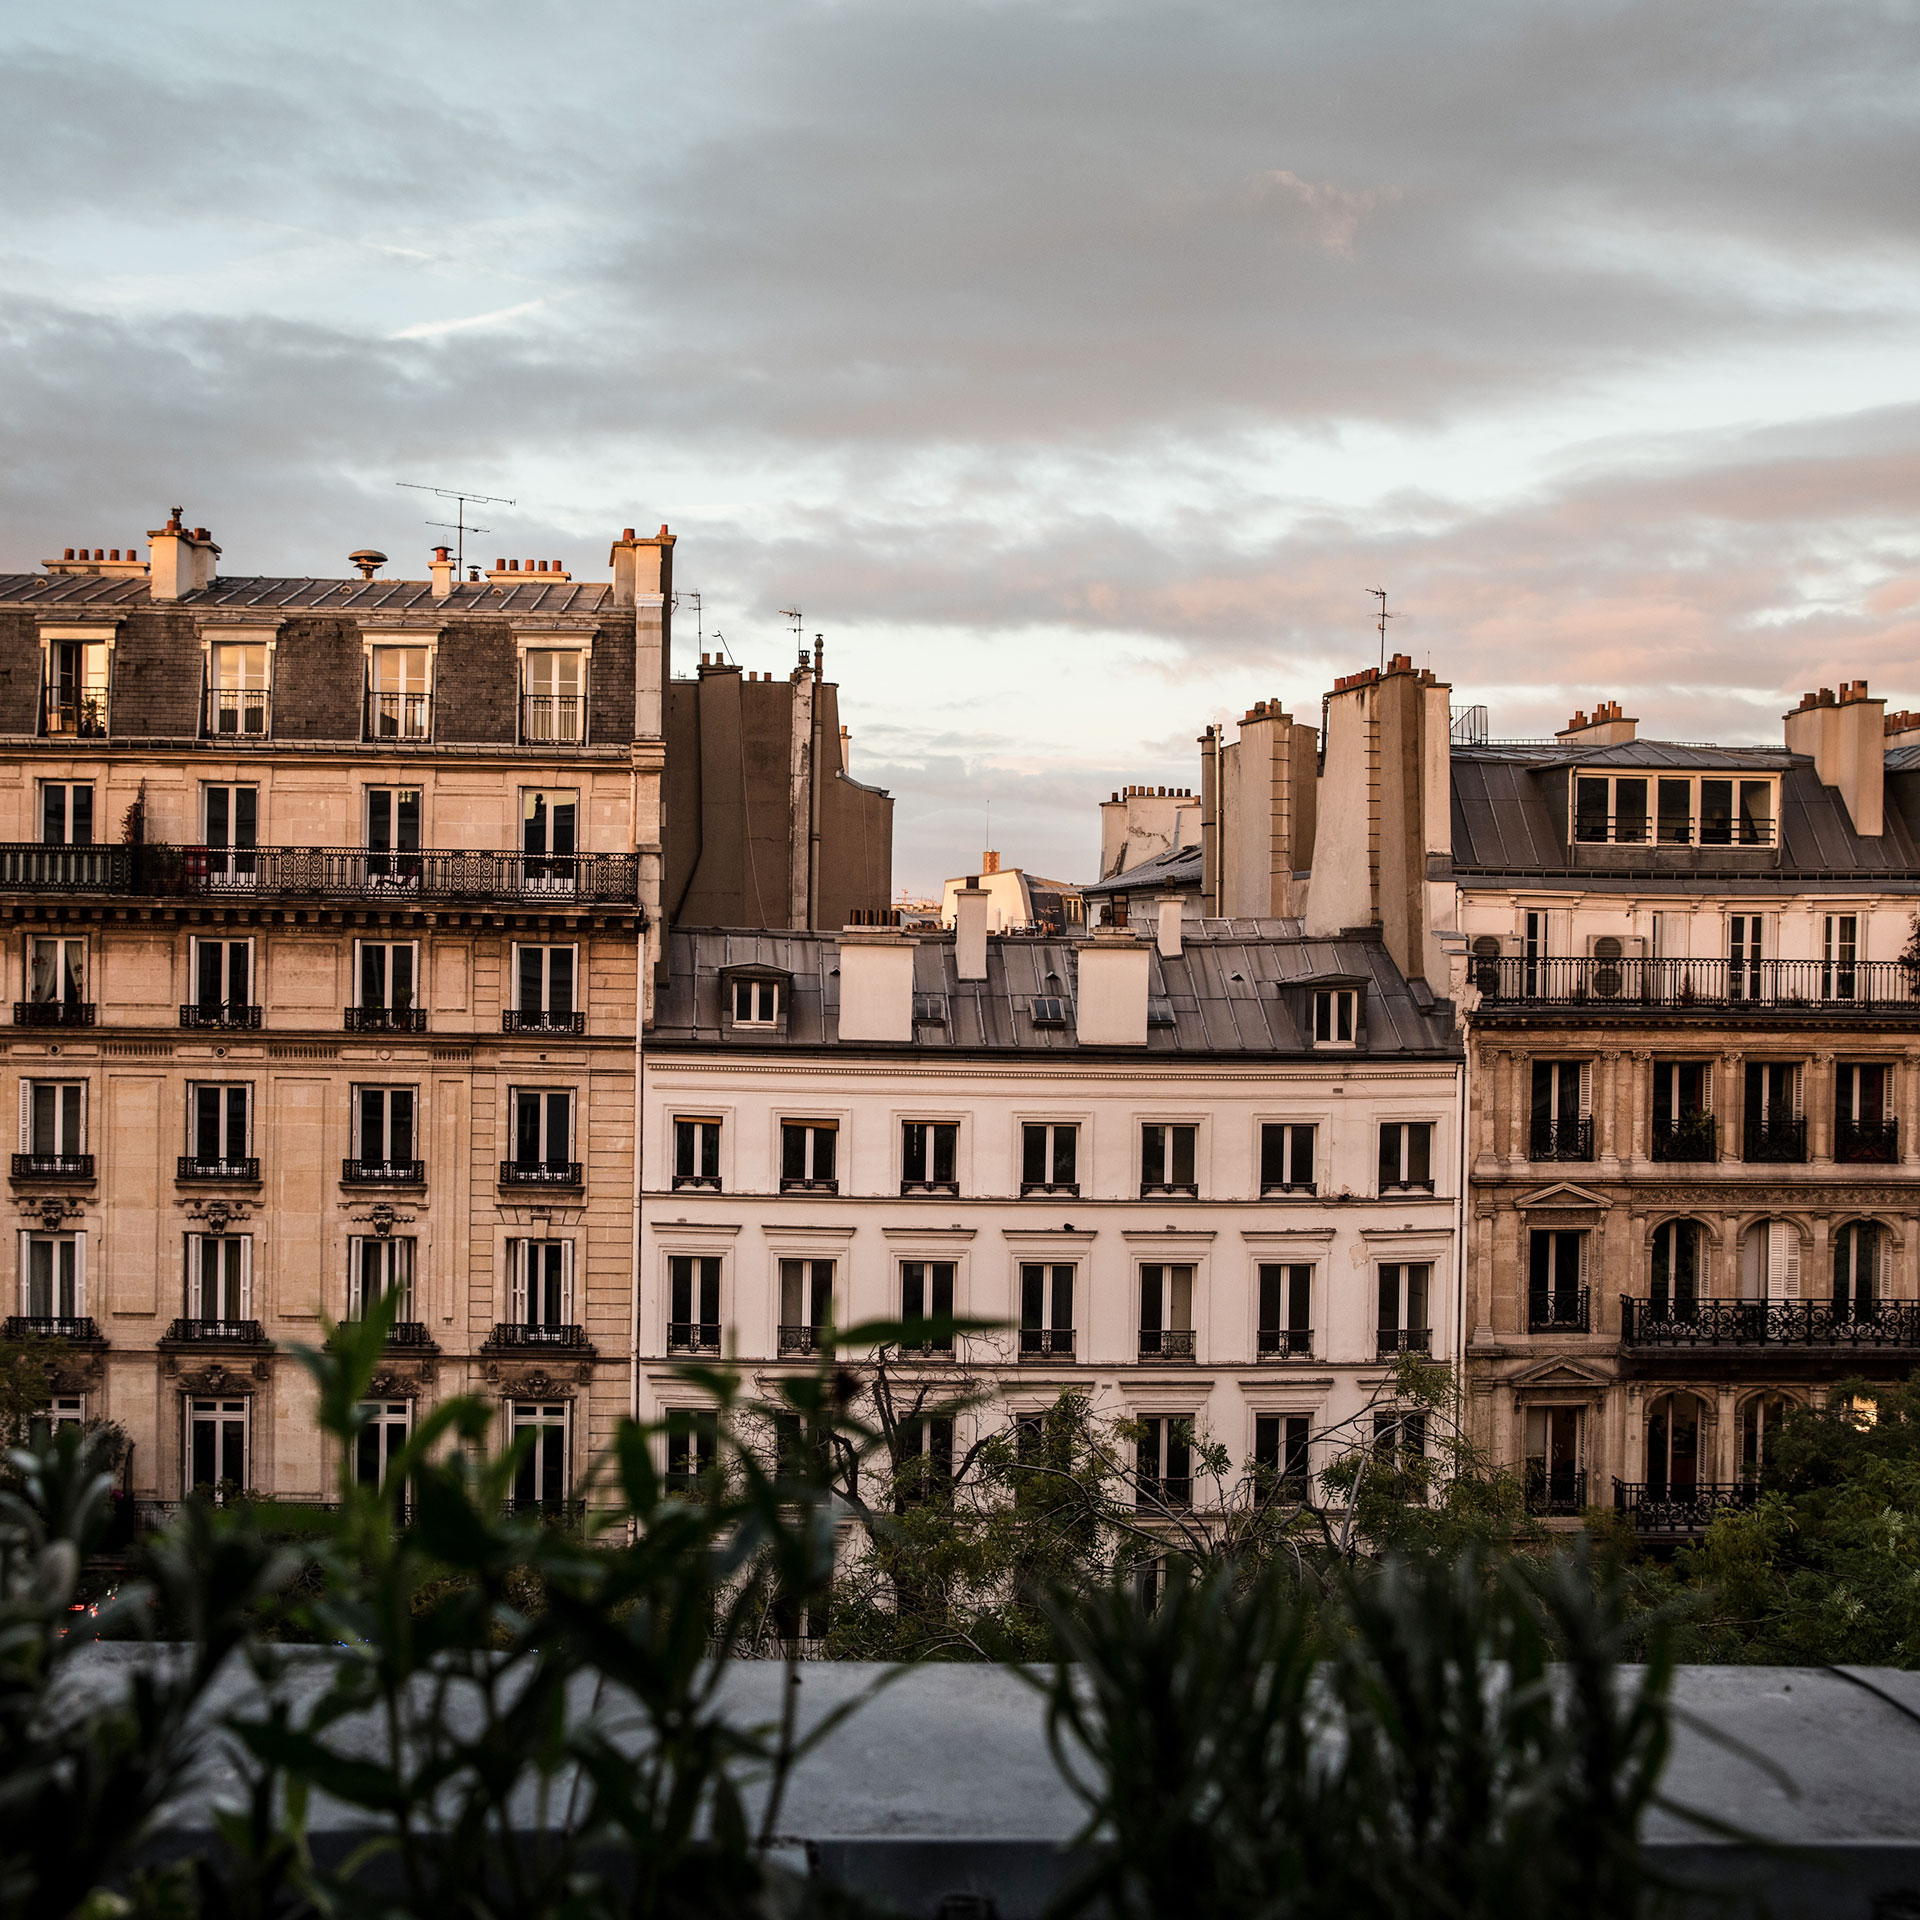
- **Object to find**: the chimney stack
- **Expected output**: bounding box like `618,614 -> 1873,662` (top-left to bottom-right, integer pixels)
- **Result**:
980,850 -> 1001,875
1785,680 -> 1885,836
429,546 -> 455,598
836,925 -> 914,1042
1155,892 -> 1184,958
1074,925 -> 1149,1047
146,508 -> 219,601
1886,709 -> 1920,751
954,884 -> 990,980
1555,699 -> 1638,746
609,524 -> 674,608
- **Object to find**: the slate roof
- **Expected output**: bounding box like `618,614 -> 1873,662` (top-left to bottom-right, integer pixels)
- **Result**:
1083,842 -> 1203,896
650,926 -> 1461,1059
0,574 -> 612,617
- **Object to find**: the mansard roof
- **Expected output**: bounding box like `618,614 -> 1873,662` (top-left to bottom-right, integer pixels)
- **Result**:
0,573 -> 613,616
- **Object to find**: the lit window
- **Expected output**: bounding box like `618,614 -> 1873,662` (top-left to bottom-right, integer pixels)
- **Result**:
368,647 -> 431,740
208,644 -> 270,736
522,649 -> 586,744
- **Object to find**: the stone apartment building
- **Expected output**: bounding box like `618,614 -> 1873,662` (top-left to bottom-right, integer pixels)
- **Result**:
0,515 -> 671,1508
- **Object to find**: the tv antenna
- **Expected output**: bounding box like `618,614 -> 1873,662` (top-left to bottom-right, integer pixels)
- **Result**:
1368,587 -> 1395,673
779,604 -> 806,667
396,482 -> 515,574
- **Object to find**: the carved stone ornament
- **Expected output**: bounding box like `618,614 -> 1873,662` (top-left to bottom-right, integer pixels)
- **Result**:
351,1201 -> 419,1237
170,1360 -> 268,1395
50,1352 -> 104,1393
19,1195 -> 82,1230
184,1198 -> 254,1235
365,1364 -> 431,1398
482,1364 -> 589,1399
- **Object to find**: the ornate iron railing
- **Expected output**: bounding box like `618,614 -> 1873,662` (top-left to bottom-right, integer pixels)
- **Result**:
1137,1328 -> 1196,1360
11,1153 -> 94,1180
179,1003 -> 262,1029
778,1324 -> 823,1356
499,1160 -> 582,1187
14,1001 -> 94,1027
178,1156 -> 260,1181
1743,1117 -> 1807,1164
1018,1327 -> 1075,1359
4,1315 -> 100,1342
345,1007 -> 428,1033
1836,1118 -> 1900,1164
0,845 -> 130,891
342,1160 -> 426,1185
1257,1327 -> 1314,1359
485,1323 -> 590,1350
502,1010 -> 586,1035
164,1318 -> 268,1345
1476,955 -> 1920,1011
1376,1328 -> 1433,1358
1621,1295 -> 1920,1348
1529,1288 -> 1590,1333
1651,1114 -> 1717,1161
520,695 -> 585,745
1529,1115 -> 1594,1161
1613,1479 -> 1758,1533
667,1322 -> 722,1353
1525,1466 -> 1589,1516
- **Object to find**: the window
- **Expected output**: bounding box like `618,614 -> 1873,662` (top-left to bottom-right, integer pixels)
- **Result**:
1140,1123 -> 1197,1196
185,1083 -> 253,1178
22,937 -> 88,1023
349,1236 -> 416,1323
1372,1411 -> 1429,1472
1529,1060 -> 1591,1160
779,1120 -> 837,1192
1147,994 -> 1175,1029
1743,1062 -> 1803,1163
1833,1222 -> 1879,1322
187,1398 -> 248,1499
1739,1220 -> 1802,1303
185,938 -> 256,1027
673,1117 -> 722,1190
20,1232 -> 83,1322
1254,1414 -> 1311,1501
44,638 -> 108,737
1259,1123 -> 1315,1195
365,788 -> 422,884
509,1239 -> 574,1329
1376,1263 -> 1431,1357
369,646 -> 431,739
202,785 -> 258,887
1740,1395 -> 1791,1481
208,642 -> 270,736
665,1408 -> 717,1493
1378,1122 -> 1434,1193
1649,1219 -> 1702,1318
1645,1391 -> 1702,1496
510,1402 -> 569,1508
1823,914 -> 1859,1001
185,1233 -> 251,1324
1020,1122 -> 1078,1196
1134,1417 -> 1192,1510
1651,1061 -> 1715,1161
896,1417 -> 954,1509
779,1258 -> 834,1354
19,1081 -> 87,1175
1019,1263 -> 1074,1359
1528,1230 -> 1587,1330
511,945 -> 579,1033
522,649 -> 585,744
732,979 -> 781,1026
902,1120 -> 958,1194
668,1255 -> 721,1352
521,789 -> 578,890
900,1260 -> 955,1352
1579,772 -> 1774,847
1523,910 -> 1546,995
351,942 -> 420,1032
39,783 -> 92,846
34,1395 -> 85,1437
356,1400 -> 410,1496
1257,1264 -> 1312,1359
506,1089 -> 577,1183
351,1087 -> 419,1182
1728,913 -> 1765,1000
1138,1264 -> 1195,1360
1312,989 -> 1356,1045
1573,774 -> 1650,844
914,992 -> 950,1027
1030,996 -> 1068,1028
1836,1063 -> 1897,1162
1525,1407 -> 1584,1514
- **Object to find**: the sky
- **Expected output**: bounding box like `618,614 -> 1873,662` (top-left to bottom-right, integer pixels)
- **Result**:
3,1 -> 1918,894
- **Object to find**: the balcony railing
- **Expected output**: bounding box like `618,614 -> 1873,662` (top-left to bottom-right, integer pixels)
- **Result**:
1376,1328 -> 1433,1358
1140,1181 -> 1199,1199
179,1003 -> 262,1030
778,1323 -> 824,1356
1476,955 -> 1920,1011
520,695 -> 586,745
1260,1180 -> 1318,1197
1257,1327 -> 1314,1360
1019,1327 -> 1075,1360
384,1321 -> 434,1348
178,1156 -> 260,1181
1528,1115 -> 1593,1162
1743,1117 -> 1807,1164
1138,1328 -> 1196,1360
1528,1288 -> 1590,1334
900,1178 -> 960,1197
164,1318 -> 268,1346
1136,1476 -> 1193,1512
1020,1181 -> 1080,1198
499,1160 -> 582,1187
486,1323 -> 591,1350
671,1173 -> 722,1192
502,1009 -> 586,1035
342,1159 -> 425,1185
0,844 -> 641,904
1613,1479 -> 1758,1535
1836,1118 -> 1900,1164
4,1315 -> 101,1342
11,1153 -> 94,1180
1651,1113 -> 1717,1162
43,696 -> 107,739
14,1000 -> 94,1028
366,691 -> 432,741
1525,1466 -> 1589,1517
667,1321 -> 722,1353
207,688 -> 270,737
778,1176 -> 838,1195
1621,1295 -> 1920,1349
344,1007 -> 429,1033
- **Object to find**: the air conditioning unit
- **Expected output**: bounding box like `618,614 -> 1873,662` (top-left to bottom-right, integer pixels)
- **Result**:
1585,933 -> 1647,998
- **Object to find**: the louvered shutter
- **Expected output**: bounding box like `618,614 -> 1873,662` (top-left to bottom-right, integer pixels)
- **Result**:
1766,1220 -> 1802,1301
1578,1062 -> 1593,1121
237,1236 -> 253,1318
17,1083 -> 28,1153
560,1242 -> 574,1325
509,1241 -> 528,1322
15,1232 -> 27,1315
73,1233 -> 86,1317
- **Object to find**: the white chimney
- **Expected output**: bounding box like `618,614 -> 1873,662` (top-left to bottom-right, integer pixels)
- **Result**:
609,524 -> 674,608
1075,928 -> 1149,1046
429,546 -> 456,598
1785,680 -> 1885,837
146,509 -> 219,602
955,884 -> 989,981
1156,893 -> 1183,958
836,927 -> 914,1042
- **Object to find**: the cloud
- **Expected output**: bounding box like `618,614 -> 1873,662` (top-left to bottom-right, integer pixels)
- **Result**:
390,300 -> 547,341
1247,171 -> 1402,260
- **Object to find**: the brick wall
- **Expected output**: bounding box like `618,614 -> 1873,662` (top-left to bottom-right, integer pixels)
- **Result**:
434,619 -> 516,744
0,612 -> 42,734
273,619 -> 366,740
589,619 -> 634,746
110,612 -> 202,737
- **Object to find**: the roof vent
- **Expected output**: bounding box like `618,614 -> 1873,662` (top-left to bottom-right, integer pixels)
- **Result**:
349,549 -> 388,580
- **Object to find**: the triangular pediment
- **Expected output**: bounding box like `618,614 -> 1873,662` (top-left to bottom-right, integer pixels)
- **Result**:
1509,1354 -> 1614,1390
1514,1181 -> 1612,1211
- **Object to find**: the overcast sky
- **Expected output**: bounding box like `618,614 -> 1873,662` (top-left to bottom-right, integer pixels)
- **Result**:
4,2 -> 1918,891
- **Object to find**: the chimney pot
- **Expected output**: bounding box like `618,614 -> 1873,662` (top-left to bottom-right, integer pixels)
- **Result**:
63,549 -> 73,561
658,524 -> 669,537
495,558 -> 506,570
622,527 -> 635,541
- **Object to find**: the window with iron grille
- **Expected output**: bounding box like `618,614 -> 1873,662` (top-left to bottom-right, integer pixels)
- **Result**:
902,1120 -> 958,1192
1140,1123 -> 1197,1195
1257,1263 -> 1312,1358
673,1116 -> 721,1189
780,1120 -> 837,1189
1020,1122 -> 1078,1193
1376,1263 -> 1431,1356
1378,1122 -> 1434,1192
668,1255 -> 721,1352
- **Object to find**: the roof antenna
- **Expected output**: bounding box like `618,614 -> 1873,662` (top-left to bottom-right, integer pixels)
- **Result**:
397,481 -> 514,575
1368,587 -> 1394,673
779,603 -> 804,667
813,631 -> 824,677
685,589 -> 703,670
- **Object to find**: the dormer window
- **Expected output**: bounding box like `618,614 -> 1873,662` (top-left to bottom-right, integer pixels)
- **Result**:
208,643 -> 270,736
1573,772 -> 1775,848
734,979 -> 780,1026
522,649 -> 586,744
44,639 -> 109,739
368,646 -> 431,741
1312,989 -> 1356,1046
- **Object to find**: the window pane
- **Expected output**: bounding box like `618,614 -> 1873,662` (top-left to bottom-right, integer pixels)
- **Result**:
1699,779 -> 1733,845
1574,777 -> 1609,842
1657,778 -> 1692,844
1738,780 -> 1772,845
1613,778 -> 1647,842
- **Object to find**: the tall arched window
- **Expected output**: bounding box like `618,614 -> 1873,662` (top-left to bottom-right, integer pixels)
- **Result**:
1645,1391 -> 1703,1496
1833,1221 -> 1879,1322
1739,1220 -> 1801,1303
1740,1395 -> 1792,1480
1649,1219 -> 1702,1317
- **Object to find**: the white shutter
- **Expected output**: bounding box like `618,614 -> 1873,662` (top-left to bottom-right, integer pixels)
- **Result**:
238,1236 -> 252,1317
17,1082 -> 28,1153
72,1233 -> 86,1316
1700,1065 -> 1714,1114
1577,1062 -> 1593,1121
1791,1067 -> 1804,1121
1766,1220 -> 1802,1301
16,1231 -> 28,1315
560,1242 -> 575,1324
509,1241 -> 528,1321
347,1237 -> 362,1320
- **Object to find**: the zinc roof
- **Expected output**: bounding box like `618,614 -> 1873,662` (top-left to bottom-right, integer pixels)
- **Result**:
0,574 -> 614,616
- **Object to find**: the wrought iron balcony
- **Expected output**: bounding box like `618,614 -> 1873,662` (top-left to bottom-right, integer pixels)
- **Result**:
499,1159 -> 582,1188
667,1321 -> 722,1353
179,1002 -> 262,1029
1528,1115 -> 1593,1162
1018,1327 -> 1075,1360
520,694 -> 586,745
1525,1466 -> 1589,1517
366,690 -> 433,741
900,1178 -> 960,1197
1743,1117 -> 1807,1164
502,1009 -> 586,1035
1651,1113 -> 1717,1162
485,1323 -> 590,1350
1613,1479 -> 1758,1535
1528,1287 -> 1590,1334
206,687 -> 269,736
1258,1327 -> 1314,1360
1621,1295 -> 1920,1349
345,1007 -> 428,1033
1376,1327 -> 1433,1358
0,845 -> 131,892
1475,954 -> 1920,1012
778,1323 -> 823,1356
4,1314 -> 100,1342
342,1159 -> 425,1185
164,1318 -> 268,1346
178,1156 -> 260,1181
11,1153 -> 94,1180
1836,1118 -> 1900,1164
1020,1180 -> 1080,1198
778,1175 -> 838,1195
1138,1328 -> 1196,1360
43,696 -> 107,739
14,1000 -> 94,1028
671,1173 -> 722,1192
384,1321 -> 434,1348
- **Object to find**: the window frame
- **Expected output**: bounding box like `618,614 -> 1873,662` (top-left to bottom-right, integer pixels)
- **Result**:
1571,769 -> 1776,848
348,1234 -> 417,1323
672,1115 -> 723,1191
20,1079 -> 86,1163
509,1399 -> 571,1508
1378,1120 -> 1437,1194
38,781 -> 94,847
508,1238 -> 576,1329
184,1231 -> 253,1324
1019,1120 -> 1081,1197
1259,1121 -> 1316,1196
778,1117 -> 839,1193
185,1081 -> 254,1175
667,1253 -> 723,1353
1139,1121 -> 1199,1198
1311,989 -> 1357,1046
1018,1261 -> 1076,1360
185,1396 -> 249,1501
19,1229 -> 85,1321
900,1119 -> 960,1195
